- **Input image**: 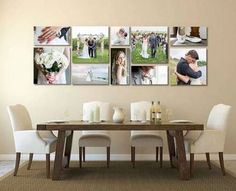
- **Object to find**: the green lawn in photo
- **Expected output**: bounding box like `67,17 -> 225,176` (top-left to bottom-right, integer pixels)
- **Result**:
169,58 -> 178,85
72,49 -> 109,64
131,42 -> 168,64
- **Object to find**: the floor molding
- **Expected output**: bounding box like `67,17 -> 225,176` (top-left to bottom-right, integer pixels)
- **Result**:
1,154 -> 236,161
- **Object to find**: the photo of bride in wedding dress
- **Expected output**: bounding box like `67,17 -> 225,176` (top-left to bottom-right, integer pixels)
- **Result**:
72,64 -> 109,85
72,26 -> 109,63
110,27 -> 129,45
80,38 -> 90,59
86,70 -> 93,82
140,34 -> 149,58
131,27 -> 168,64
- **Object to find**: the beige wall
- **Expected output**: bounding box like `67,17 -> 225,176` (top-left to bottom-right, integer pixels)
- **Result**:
0,0 -> 235,155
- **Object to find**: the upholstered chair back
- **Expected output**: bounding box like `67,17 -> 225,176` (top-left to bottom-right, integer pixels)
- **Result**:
7,104 -> 33,131
207,104 -> 231,131
83,101 -> 111,122
130,101 -> 151,121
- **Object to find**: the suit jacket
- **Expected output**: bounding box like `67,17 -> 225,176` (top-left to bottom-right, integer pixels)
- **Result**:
149,35 -> 158,48
176,57 -> 202,85
59,27 -> 70,40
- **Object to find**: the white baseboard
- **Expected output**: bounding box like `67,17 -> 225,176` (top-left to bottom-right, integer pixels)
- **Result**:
1,154 -> 236,161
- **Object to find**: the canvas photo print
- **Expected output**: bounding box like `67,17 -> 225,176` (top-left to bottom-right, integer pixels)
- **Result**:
34,26 -> 71,46
131,65 -> 168,85
169,48 -> 207,86
72,64 -> 109,85
33,47 -> 71,85
110,27 -> 130,46
131,27 -> 168,64
170,26 -> 207,46
111,48 -> 130,85
72,26 -> 109,63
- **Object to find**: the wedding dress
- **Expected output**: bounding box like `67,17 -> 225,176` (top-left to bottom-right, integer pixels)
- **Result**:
34,27 -> 68,45
190,78 -> 201,85
35,47 -> 69,85
189,63 -> 202,85
113,34 -> 126,45
140,38 -> 149,58
80,43 -> 90,58
85,71 -> 93,81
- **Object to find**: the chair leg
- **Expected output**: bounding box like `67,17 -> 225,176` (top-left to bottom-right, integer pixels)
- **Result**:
219,152 -> 226,176
206,153 -> 212,169
107,147 -> 110,168
79,147 -> 82,168
83,147 -> 85,162
46,154 -> 50,179
14,152 -> 21,176
190,153 -> 194,177
27,153 -> 33,170
131,147 -> 133,162
131,146 -> 135,168
156,147 -> 159,162
160,147 -> 163,168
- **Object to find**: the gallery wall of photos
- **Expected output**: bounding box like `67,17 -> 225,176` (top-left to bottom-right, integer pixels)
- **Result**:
33,26 -> 208,86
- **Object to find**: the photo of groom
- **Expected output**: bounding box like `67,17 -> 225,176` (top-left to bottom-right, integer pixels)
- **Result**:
88,37 -> 97,58
131,27 -> 168,64
169,48 -> 207,86
72,26 -> 109,64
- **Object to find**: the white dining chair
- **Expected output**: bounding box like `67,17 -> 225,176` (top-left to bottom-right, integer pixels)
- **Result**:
130,101 -> 164,168
7,104 -> 57,178
79,101 -> 111,168
184,104 -> 231,176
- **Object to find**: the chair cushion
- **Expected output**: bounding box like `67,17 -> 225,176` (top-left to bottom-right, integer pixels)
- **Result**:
131,131 -> 163,147
184,130 -> 202,143
79,132 -> 111,147
43,137 -> 57,153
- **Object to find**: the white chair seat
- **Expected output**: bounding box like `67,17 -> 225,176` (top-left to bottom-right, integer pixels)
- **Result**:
131,133 -> 163,147
79,131 -> 111,147
184,130 -> 202,143
38,130 -> 58,141
189,129 -> 225,153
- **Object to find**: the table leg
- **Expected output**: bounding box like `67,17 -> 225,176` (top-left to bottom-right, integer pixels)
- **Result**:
175,130 -> 190,180
64,131 -> 74,168
52,130 -> 66,180
166,130 -> 176,168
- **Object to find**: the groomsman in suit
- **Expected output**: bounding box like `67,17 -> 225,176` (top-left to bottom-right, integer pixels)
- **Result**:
92,37 -> 97,58
149,32 -> 158,58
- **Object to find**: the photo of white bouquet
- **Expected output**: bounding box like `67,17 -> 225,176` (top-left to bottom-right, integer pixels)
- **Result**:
35,49 -> 69,74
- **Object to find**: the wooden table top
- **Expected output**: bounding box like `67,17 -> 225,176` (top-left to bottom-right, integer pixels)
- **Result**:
37,120 -> 204,131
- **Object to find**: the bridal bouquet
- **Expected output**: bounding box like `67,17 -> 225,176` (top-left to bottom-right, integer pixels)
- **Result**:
35,49 -> 69,75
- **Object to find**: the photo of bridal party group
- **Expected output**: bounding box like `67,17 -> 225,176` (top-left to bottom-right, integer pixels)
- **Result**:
33,26 -> 207,86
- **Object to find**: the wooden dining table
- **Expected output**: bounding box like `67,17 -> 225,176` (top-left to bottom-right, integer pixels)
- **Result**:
37,121 -> 204,181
